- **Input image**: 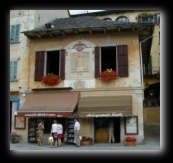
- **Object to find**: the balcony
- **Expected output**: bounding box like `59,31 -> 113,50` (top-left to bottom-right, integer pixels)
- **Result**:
138,13 -> 154,23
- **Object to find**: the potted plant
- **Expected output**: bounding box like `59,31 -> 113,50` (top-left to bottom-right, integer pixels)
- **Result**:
10,132 -> 22,143
80,136 -> 93,146
100,69 -> 117,82
42,73 -> 59,86
124,136 -> 137,146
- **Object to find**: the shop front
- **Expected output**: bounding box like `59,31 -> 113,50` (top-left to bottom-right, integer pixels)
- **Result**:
17,91 -> 79,143
78,95 -> 133,144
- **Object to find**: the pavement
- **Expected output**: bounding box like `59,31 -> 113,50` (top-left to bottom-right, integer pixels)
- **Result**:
10,136 -> 161,152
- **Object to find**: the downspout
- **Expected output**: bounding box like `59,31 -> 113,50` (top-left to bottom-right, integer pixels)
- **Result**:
139,35 -> 153,88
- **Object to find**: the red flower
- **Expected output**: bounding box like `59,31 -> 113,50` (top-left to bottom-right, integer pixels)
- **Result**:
100,69 -> 117,82
124,137 -> 137,142
42,73 -> 59,86
81,136 -> 93,141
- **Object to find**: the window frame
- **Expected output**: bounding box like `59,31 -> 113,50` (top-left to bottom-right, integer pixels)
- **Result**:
34,49 -> 65,81
95,45 -> 128,78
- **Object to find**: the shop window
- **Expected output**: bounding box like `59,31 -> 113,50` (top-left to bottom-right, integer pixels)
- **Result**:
34,50 -> 65,81
95,45 -> 128,78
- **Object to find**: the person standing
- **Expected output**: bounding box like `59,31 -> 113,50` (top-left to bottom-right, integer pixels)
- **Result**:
50,120 -> 58,148
57,121 -> 63,147
74,118 -> 80,147
108,118 -> 115,143
37,120 -> 44,146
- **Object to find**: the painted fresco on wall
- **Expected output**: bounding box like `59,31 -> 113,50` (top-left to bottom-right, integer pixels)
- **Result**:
65,40 -> 95,80
71,51 -> 89,72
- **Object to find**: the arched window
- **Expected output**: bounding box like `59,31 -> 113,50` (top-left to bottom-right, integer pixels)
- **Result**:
116,16 -> 129,22
103,18 -> 112,21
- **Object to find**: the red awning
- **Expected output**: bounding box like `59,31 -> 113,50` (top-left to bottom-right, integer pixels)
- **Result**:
17,91 -> 79,118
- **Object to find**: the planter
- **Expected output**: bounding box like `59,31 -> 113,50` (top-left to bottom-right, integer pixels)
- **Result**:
124,142 -> 136,146
11,136 -> 20,143
80,141 -> 92,146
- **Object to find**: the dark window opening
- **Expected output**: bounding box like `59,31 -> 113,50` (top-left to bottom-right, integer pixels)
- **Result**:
101,46 -> 116,71
46,51 -> 60,76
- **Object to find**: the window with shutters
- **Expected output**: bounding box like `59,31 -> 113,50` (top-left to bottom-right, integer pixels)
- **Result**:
95,45 -> 128,78
10,24 -> 20,43
34,50 -> 65,81
10,61 -> 18,81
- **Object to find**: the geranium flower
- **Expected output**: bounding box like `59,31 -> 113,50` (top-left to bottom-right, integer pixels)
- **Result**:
124,136 -> 137,142
42,73 -> 59,86
81,136 -> 93,141
100,69 -> 117,82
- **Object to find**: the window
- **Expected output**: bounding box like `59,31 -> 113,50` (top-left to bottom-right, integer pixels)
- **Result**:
10,24 -> 20,43
95,45 -> 128,78
154,13 -> 160,25
10,61 -> 18,80
34,50 -> 65,81
103,18 -> 112,21
116,16 -> 129,22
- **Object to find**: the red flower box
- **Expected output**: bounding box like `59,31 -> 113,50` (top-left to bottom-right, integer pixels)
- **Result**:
42,73 -> 59,86
124,137 -> 137,146
100,69 -> 117,82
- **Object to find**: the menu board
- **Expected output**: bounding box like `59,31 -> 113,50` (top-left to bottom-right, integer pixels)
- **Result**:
125,116 -> 138,135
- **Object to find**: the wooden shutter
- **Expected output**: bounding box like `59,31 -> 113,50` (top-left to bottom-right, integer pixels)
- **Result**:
34,51 -> 45,81
117,45 -> 128,77
60,49 -> 65,80
95,47 -> 100,78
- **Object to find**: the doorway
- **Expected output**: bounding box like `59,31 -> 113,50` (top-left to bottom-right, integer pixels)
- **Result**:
94,117 -> 120,143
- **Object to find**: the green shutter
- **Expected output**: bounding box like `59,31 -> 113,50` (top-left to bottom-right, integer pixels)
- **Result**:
10,24 -> 20,43
10,61 -> 18,80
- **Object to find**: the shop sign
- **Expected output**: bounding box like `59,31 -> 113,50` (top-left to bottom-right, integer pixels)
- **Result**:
23,113 -> 63,117
86,113 -> 123,117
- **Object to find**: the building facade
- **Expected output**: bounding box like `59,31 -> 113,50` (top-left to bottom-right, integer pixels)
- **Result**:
10,10 -> 160,145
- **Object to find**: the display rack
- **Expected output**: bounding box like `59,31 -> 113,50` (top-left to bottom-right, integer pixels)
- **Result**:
28,118 -> 43,143
28,118 -> 37,143
67,119 -> 75,143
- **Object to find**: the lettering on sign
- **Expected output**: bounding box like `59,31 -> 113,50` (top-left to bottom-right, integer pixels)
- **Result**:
24,113 -> 63,117
86,113 -> 123,117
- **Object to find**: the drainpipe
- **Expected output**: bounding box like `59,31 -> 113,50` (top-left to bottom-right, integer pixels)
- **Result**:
139,35 -> 153,88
